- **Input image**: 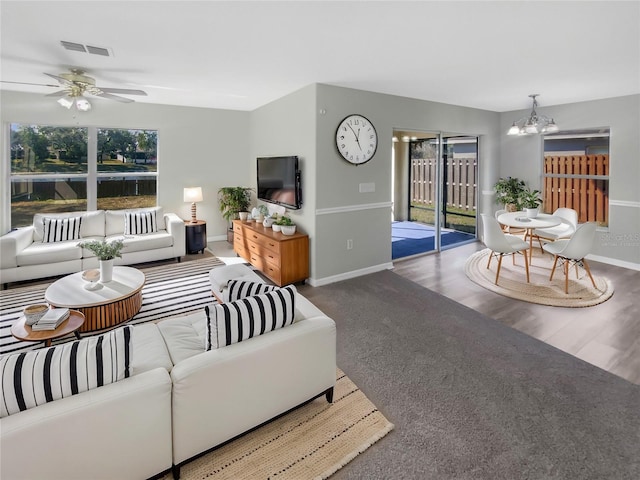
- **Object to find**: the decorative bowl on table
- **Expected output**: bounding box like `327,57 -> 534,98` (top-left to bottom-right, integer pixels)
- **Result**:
82,269 -> 102,290
23,304 -> 49,326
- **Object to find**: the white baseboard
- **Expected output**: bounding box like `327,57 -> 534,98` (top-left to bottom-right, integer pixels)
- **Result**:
308,262 -> 394,287
587,254 -> 640,271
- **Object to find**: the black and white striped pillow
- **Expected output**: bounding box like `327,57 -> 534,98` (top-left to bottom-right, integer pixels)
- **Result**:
42,216 -> 83,243
0,326 -> 132,418
125,210 -> 157,235
206,285 -> 296,350
225,279 -> 278,303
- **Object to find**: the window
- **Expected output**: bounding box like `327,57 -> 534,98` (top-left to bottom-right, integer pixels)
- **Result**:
9,124 -> 157,227
542,129 -> 609,227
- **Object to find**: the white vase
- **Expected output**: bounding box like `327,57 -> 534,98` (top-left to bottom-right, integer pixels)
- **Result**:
524,207 -> 539,218
99,259 -> 114,283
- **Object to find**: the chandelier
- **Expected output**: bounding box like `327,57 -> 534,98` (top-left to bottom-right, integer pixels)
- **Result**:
507,94 -> 558,135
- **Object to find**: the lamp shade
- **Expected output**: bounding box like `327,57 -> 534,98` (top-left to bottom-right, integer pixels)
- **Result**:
183,187 -> 203,203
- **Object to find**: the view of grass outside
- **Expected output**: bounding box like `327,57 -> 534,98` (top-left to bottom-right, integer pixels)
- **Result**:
411,203 -> 476,234
9,124 -> 157,228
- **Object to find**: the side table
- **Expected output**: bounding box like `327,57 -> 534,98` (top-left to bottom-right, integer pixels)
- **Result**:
185,220 -> 207,254
11,310 -> 85,347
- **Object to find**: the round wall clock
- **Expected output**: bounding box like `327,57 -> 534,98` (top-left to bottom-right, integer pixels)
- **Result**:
335,114 -> 378,165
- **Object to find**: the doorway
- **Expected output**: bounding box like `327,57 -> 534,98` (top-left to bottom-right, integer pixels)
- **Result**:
392,131 -> 477,260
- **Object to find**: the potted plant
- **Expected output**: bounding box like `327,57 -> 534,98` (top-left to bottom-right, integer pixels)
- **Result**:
494,177 -> 526,212
77,239 -> 124,282
253,204 -> 269,223
519,187 -> 542,218
275,215 -> 296,235
218,187 -> 253,242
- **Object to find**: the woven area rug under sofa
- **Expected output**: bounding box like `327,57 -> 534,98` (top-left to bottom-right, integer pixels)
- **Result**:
0,265 -> 337,480
0,207 -> 186,287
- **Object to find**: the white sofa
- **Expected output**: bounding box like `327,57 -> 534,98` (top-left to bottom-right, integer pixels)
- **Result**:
0,207 -> 186,287
0,265 -> 337,480
0,323 -> 175,480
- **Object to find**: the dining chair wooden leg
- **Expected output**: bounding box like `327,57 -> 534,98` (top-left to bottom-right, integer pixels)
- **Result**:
523,249 -> 530,283
549,255 -> 559,281
495,254 -> 503,285
564,259 -> 569,294
582,258 -> 597,289
487,251 -> 493,269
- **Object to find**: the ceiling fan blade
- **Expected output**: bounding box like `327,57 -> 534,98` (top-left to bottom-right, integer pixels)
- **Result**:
94,91 -> 135,103
45,90 -> 70,98
44,72 -> 73,85
1,80 -> 59,88
98,87 -> 147,96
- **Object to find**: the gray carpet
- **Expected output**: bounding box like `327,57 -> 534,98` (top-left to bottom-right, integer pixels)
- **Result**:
298,270 -> 640,480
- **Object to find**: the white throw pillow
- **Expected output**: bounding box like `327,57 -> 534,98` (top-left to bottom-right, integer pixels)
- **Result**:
205,285 -> 296,350
0,326 -> 133,418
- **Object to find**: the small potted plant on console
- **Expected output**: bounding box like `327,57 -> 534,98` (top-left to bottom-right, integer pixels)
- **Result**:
275,215 -> 296,235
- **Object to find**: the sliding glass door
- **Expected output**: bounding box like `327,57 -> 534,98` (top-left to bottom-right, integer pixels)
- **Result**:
392,131 -> 477,260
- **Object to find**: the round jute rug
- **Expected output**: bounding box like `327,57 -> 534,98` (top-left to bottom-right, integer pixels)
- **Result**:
465,248 -> 614,307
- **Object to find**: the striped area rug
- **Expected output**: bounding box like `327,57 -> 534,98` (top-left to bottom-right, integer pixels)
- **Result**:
0,256 -> 225,356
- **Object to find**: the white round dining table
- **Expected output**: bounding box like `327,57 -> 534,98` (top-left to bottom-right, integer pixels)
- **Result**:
497,211 -> 562,263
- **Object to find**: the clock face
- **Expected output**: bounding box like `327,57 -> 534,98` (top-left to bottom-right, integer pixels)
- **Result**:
335,114 -> 378,165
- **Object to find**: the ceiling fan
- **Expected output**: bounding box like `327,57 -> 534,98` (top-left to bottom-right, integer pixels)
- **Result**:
44,68 -> 147,111
3,68 -> 148,111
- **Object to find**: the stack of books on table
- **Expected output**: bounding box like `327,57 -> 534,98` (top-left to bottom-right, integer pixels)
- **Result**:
32,308 -> 70,331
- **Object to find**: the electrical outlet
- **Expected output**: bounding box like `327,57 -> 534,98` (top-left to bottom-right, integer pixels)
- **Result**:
346,239 -> 353,250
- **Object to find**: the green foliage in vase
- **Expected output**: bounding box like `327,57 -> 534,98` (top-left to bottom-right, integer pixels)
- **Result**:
77,239 -> 124,261
519,187 -> 542,208
493,177 -> 526,206
275,215 -> 294,226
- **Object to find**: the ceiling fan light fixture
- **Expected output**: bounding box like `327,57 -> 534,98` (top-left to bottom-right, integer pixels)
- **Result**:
507,94 -> 559,136
57,95 -> 74,109
75,97 -> 92,111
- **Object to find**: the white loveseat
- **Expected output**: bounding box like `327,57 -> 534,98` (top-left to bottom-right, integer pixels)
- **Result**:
0,207 -> 186,287
0,265 -> 337,480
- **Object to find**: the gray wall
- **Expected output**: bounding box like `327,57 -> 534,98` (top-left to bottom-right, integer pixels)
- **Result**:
499,95 -> 640,266
312,84 -> 500,284
2,88 -> 637,283
0,90 -> 250,237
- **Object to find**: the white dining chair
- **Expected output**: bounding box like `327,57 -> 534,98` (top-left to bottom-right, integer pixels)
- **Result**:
481,214 -> 530,285
542,222 -> 597,294
528,207 -> 578,253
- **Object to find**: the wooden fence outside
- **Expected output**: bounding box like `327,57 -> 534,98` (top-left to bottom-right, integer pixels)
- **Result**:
411,157 -> 477,212
543,155 -> 609,225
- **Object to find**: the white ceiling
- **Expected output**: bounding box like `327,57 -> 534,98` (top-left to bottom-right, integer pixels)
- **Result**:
1,1 -> 639,113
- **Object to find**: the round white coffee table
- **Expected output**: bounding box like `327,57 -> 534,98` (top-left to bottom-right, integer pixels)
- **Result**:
45,266 -> 145,332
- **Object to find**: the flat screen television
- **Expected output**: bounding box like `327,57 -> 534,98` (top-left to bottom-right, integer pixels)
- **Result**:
257,155 -> 302,209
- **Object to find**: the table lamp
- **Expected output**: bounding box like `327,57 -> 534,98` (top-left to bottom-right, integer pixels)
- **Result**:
183,187 -> 203,223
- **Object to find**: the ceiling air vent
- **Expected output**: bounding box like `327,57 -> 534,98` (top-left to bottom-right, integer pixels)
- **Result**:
60,41 -> 86,53
86,45 -> 110,56
60,41 -> 111,57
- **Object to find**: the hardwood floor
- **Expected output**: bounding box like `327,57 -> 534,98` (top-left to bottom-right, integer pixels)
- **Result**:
392,241 -> 640,385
